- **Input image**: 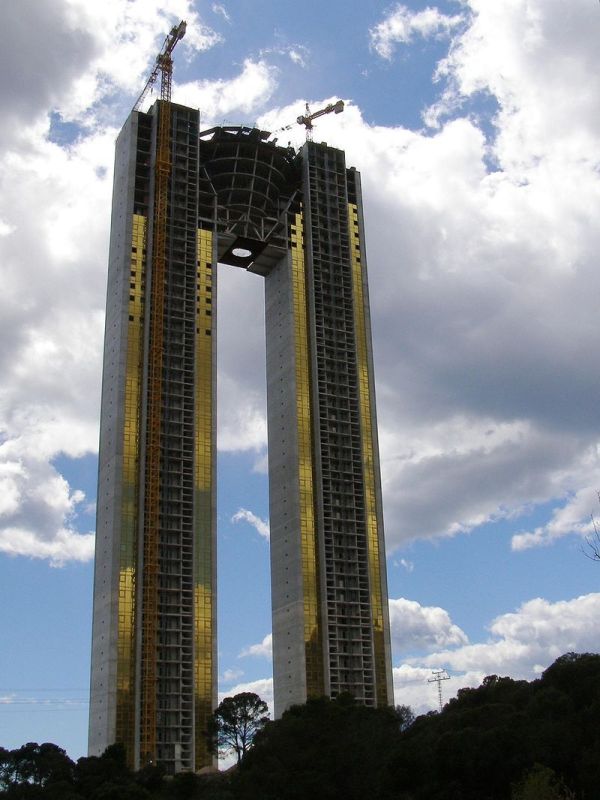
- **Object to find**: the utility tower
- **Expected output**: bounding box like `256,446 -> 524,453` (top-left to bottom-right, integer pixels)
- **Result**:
428,669 -> 450,713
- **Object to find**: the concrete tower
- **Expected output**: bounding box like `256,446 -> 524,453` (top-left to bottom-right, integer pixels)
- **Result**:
89,104 -> 393,774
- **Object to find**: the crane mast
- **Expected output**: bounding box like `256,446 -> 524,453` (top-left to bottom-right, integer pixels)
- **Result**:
138,19 -> 186,767
297,99 -> 344,140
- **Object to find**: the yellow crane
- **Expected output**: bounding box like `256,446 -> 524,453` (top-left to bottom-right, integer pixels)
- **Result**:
137,19 -> 186,767
273,99 -> 344,142
133,21 -> 186,112
297,99 -> 344,140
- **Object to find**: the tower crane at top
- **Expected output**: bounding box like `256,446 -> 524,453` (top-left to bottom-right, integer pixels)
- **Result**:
297,100 -> 344,140
274,99 -> 345,142
133,20 -> 187,111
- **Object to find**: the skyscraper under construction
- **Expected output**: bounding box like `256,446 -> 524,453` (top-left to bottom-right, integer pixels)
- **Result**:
89,64 -> 393,773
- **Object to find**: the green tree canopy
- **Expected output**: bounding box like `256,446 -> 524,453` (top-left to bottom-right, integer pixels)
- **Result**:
208,693 -> 269,764
235,693 -> 405,800
0,743 -> 74,791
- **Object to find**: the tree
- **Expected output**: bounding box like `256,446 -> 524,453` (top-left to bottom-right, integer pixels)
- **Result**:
73,744 -> 136,798
0,743 -> 74,790
583,493 -> 600,561
512,764 -> 575,800
395,704 -> 415,732
208,693 -> 269,763
235,694 -> 405,800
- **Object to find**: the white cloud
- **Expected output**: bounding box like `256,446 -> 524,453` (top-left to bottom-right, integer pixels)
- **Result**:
252,451 -> 269,475
511,487 -> 599,551
0,1 -> 220,141
212,4 -> 231,24
239,633 -> 273,659
216,265 -> 268,454
259,44 -> 310,69
288,47 -> 308,68
63,1 -> 221,120
0,462 -> 24,517
370,4 -> 464,60
217,378 -> 267,452
394,593 -> 600,713
0,436 -> 95,565
219,677 -> 274,718
0,124 -> 111,564
232,509 -> 270,541
220,668 -> 244,683
389,597 -> 469,656
0,526 -> 94,568
426,0 -> 600,149
367,0 -> 600,549
176,59 -> 277,121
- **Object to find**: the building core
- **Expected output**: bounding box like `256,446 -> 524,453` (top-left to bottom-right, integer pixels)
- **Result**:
89,100 -> 393,774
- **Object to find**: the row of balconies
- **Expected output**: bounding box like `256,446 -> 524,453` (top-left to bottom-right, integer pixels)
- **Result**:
329,652 -> 373,668
319,453 -> 363,468
314,293 -> 355,311
321,490 -> 364,506
324,536 -> 368,550
319,450 -> 362,462
159,512 -> 194,524
324,551 -> 369,566
317,352 -> 358,368
324,556 -> 369,571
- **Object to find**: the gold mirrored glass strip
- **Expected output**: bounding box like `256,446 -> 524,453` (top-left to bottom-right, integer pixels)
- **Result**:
348,203 -> 388,707
291,213 -> 324,697
116,213 -> 146,764
193,228 -> 214,768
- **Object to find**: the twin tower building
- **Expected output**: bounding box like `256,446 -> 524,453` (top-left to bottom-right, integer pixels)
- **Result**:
89,99 -> 393,773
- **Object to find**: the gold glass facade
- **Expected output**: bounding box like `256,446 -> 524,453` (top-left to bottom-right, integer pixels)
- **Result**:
349,203 -> 389,708
193,228 -> 216,766
116,213 -> 146,764
290,213 -> 324,698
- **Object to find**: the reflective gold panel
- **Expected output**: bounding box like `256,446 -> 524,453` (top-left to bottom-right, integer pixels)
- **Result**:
193,228 -> 216,768
291,212 -> 325,698
116,213 -> 146,765
348,203 -> 389,708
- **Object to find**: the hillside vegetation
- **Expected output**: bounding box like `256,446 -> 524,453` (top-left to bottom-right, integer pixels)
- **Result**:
2,653 -> 599,799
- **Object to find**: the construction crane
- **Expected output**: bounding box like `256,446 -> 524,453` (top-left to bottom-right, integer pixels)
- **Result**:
137,19 -> 186,768
297,100 -> 344,140
274,99 -> 345,141
133,20 -> 186,112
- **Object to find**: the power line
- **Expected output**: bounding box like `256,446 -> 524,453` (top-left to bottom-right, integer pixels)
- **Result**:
0,699 -> 88,705
0,688 -> 87,692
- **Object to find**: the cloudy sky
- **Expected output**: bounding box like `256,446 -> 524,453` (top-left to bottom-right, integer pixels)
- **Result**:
2,0 -> 600,760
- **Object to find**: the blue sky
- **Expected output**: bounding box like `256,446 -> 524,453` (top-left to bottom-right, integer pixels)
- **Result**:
2,0 -> 600,762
